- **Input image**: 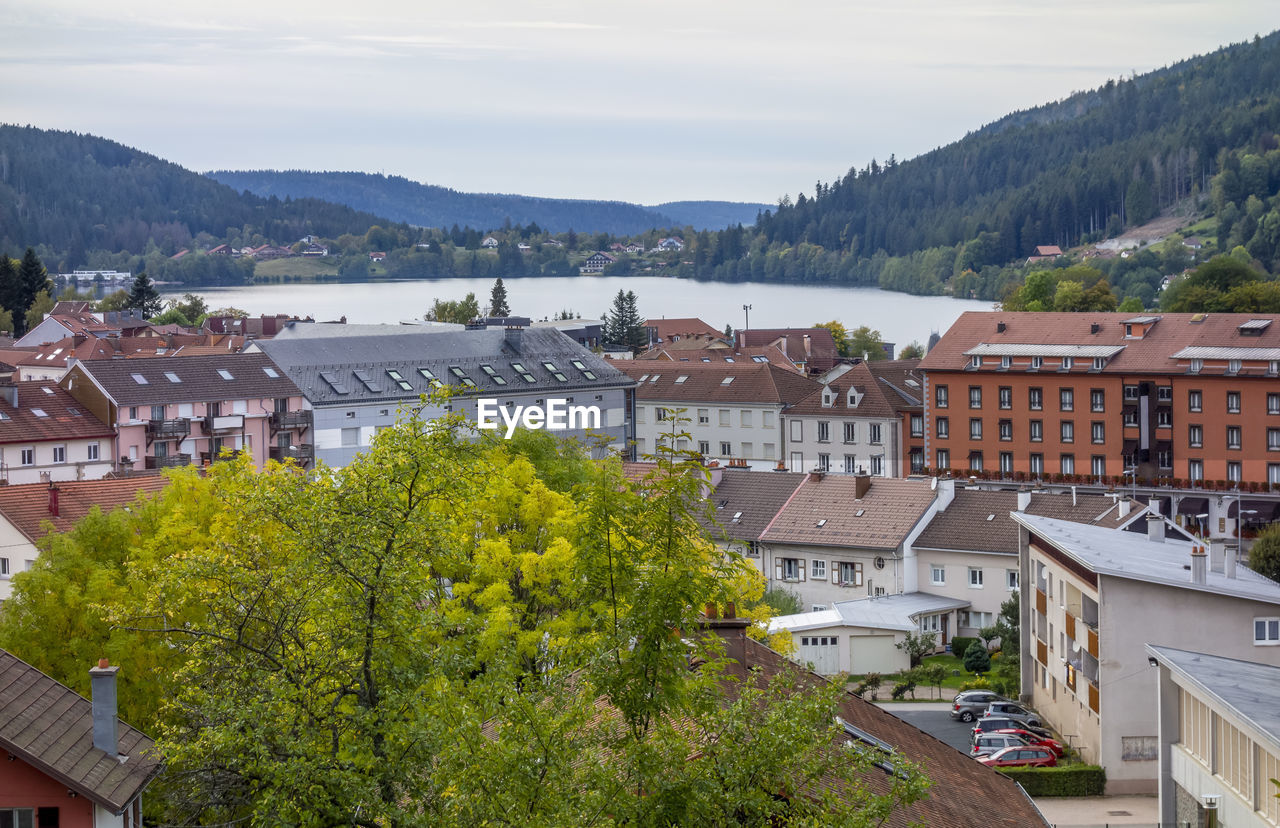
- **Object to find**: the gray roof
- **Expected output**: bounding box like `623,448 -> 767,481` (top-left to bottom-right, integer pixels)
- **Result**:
963,343 -> 1126,358
0,650 -> 162,813
1170,345 -> 1280,360
769,592 -> 971,634
256,327 -> 634,406
913,490 -> 1141,555
69,353 -> 302,406
1013,513 -> 1280,605
1147,645 -> 1280,755
272,321 -> 463,339
700,469 -> 806,543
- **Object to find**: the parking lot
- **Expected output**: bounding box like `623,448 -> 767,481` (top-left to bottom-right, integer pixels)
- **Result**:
876,702 -> 974,754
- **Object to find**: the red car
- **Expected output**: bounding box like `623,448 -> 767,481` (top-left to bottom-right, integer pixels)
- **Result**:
977,745 -> 1058,768
987,728 -> 1065,757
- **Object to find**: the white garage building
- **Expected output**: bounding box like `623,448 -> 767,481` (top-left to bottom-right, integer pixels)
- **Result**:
769,592 -> 970,676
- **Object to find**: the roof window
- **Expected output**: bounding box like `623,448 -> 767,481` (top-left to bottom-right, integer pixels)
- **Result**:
721,376 -> 735,385
449,366 -> 476,388
675,375 -> 689,384
416,368 -> 442,389
509,363 -> 536,383
41,387 -> 54,395
319,370 -> 349,394
542,362 -> 568,383
217,369 -> 235,381
480,364 -> 507,385
131,373 -> 148,385
31,408 -> 47,418
354,369 -> 381,393
164,372 -> 181,384
263,366 -> 280,378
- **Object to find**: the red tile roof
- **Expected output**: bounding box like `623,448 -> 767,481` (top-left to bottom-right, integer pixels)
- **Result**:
739,328 -> 839,372
785,361 -> 897,419
0,382 -> 115,445
643,317 -> 723,343
761,476 -> 935,550
615,361 -> 819,405
865,359 -> 925,413
637,343 -> 800,372
0,475 -> 170,542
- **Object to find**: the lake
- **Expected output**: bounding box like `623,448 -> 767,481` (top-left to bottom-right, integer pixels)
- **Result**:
171,277 -> 995,349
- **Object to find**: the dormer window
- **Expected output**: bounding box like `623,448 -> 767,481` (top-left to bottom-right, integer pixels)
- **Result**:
1092,357 -> 1106,370
822,388 -> 834,407
1125,324 -> 1134,337
970,355 -> 983,369
846,388 -> 862,408
1271,361 -> 1279,376
1000,356 -> 1011,369
1190,359 -> 1203,374
1061,357 -> 1073,371
1030,357 -> 1043,370
1228,359 -> 1242,374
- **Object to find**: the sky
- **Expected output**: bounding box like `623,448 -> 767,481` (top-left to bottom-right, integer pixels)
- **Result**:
3,1 -> 1277,205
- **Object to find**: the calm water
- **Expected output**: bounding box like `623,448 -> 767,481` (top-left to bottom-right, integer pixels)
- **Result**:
171,277 -> 995,349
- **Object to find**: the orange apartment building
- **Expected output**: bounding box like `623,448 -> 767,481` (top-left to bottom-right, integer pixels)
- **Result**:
920,312 -> 1280,488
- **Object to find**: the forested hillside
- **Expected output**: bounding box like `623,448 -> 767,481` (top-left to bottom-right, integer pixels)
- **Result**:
685,30 -> 1280,299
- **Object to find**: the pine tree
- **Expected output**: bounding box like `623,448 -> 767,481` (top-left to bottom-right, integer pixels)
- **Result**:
489,277 -> 511,317
0,254 -> 17,333
13,248 -> 50,336
127,272 -> 163,318
605,289 -> 647,353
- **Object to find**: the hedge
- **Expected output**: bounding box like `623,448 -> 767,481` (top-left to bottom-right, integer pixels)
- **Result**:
998,765 -> 1106,797
949,636 -> 978,659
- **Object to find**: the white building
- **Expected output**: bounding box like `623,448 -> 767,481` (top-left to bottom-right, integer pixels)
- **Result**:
783,361 -> 905,476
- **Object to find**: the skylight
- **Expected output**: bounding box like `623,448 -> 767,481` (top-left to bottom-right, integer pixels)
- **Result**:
542,362 -> 568,382
648,374 -> 660,383
721,376 -> 735,385
731,511 -> 742,523
131,373 -> 148,385
416,368 -> 442,389
724,357 -> 735,363
217,369 -> 234,380
263,366 -> 280,378
354,369 -> 381,393
637,374 -> 649,382
509,363 -> 536,383
319,370 -> 349,394
165,372 -> 182,384
751,355 -> 768,362
675,375 -> 688,384
816,519 -> 827,528
31,408 -> 47,418
41,387 -> 53,395
0,412 -> 9,421
449,366 -> 476,388
480,364 -> 507,385
570,359 -> 597,380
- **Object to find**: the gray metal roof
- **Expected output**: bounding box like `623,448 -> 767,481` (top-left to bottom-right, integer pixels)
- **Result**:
1146,645 -> 1280,755
1170,346 -> 1280,360
256,327 -> 634,406
964,343 -> 1127,358
1013,513 -> 1280,605
769,592 -> 971,634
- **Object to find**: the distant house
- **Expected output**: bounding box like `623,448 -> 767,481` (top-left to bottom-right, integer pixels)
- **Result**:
481,236 -> 500,249
0,381 -> 116,486
369,251 -> 387,262
247,244 -> 295,260
302,242 -> 329,257
609,243 -> 625,252
624,242 -> 645,254
656,237 -> 684,251
542,239 -> 564,248
579,252 -> 615,274
169,248 -> 190,260
1182,236 -> 1204,250
737,328 -> 840,374
517,243 -> 532,253
1027,244 -> 1064,264
643,317 -> 723,346
207,243 -> 232,256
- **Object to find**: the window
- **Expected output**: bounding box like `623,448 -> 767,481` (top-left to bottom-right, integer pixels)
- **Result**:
999,386 -> 1012,409
1256,617 -> 1280,644
1228,461 -> 1241,483
1059,388 -> 1073,411
817,421 -> 829,442
130,373 -> 148,385
1270,393 -> 1280,414
1123,408 -> 1139,427
811,559 -> 826,579
935,385 -> 948,408
1029,420 -> 1043,442
1091,422 -> 1105,443
1189,390 -> 1202,412
1090,389 -> 1104,412
935,417 -> 949,439
541,362 -> 568,383
1190,358 -> 1203,373
1092,455 -> 1107,476
968,567 -> 984,588
1189,459 -> 1204,481
449,366 -> 477,387
844,455 -> 857,473
817,453 -> 830,472
698,408 -> 709,424
150,404 -> 165,421
87,442 -> 99,461
970,355 -> 983,369
1268,463 -> 1280,485
1031,356 -> 1044,370
0,809 -> 35,828
1060,454 -> 1075,475
636,407 -> 645,424
0,558 -> 8,577
721,409 -> 731,427
968,451 -> 983,472
1227,425 -> 1242,449
1228,359 -> 1242,374
936,448 -> 950,469
52,445 -> 66,463
910,414 -> 923,437
999,451 -> 1013,474
931,565 -> 945,585
720,442 -> 732,456
1061,357 -> 1073,371
781,558 -> 802,581
1124,385 -> 1139,400
838,561 -> 863,587
764,443 -> 775,459
969,386 -> 982,408
217,368 -> 234,380
844,422 -> 857,443
1007,569 -> 1019,590
478,364 -> 506,386
1060,421 -> 1074,443
998,419 -> 1012,441
1156,409 -> 1172,427
868,424 -> 882,444
341,427 -> 359,447
1270,428 -> 1280,451
1029,387 -> 1043,410
1227,391 -> 1241,413
741,410 -> 753,428
19,448 -> 33,466
763,411 -> 775,428
1092,357 -> 1106,370
656,407 -> 669,421
789,419 -> 801,440
1030,453 -> 1044,475
870,454 -> 884,475
1000,355 -> 1011,369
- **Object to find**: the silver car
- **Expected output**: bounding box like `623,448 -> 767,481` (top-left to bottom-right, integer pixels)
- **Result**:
971,733 -> 1027,758
984,701 -> 1044,729
949,689 -> 1009,723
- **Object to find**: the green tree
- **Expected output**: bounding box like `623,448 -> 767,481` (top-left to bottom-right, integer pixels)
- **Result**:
895,630 -> 938,668
899,341 -> 925,359
963,640 -> 991,674
127,272 -> 163,317
1118,296 -> 1145,312
1248,524 -> 1280,583
814,320 -> 852,357
604,289 -> 646,352
488,277 -> 510,317
9,248 -> 51,335
849,325 -> 887,360
425,292 -> 481,324
24,290 -> 54,334
95,289 -> 132,312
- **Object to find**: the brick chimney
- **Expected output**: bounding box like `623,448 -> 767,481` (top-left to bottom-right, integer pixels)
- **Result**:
854,473 -> 872,499
47,483 -> 60,517
702,602 -> 748,674
89,658 -> 120,757
0,382 -> 16,409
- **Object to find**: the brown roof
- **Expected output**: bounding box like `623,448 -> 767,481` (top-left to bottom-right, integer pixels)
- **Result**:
701,469 -> 806,543
636,344 -> 801,372
761,476 -> 935,550
920,311 -> 1280,375
739,328 -> 840,372
13,335 -> 203,369
0,475 -> 170,542
786,362 -> 897,419
643,317 -> 723,343
1032,245 -> 1063,256
0,650 -> 161,812
913,488 -> 1138,555
615,361 -> 819,406
66,353 -> 300,406
0,382 -> 115,445
865,359 -> 924,413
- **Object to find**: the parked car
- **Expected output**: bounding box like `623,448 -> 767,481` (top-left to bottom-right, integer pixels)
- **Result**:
971,716 -> 1037,741
950,690 -> 1009,723
983,701 -> 1044,728
987,728 -> 1065,757
971,732 -> 1029,757
976,745 -> 1058,768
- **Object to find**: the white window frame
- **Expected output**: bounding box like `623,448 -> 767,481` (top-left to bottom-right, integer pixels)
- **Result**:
835,561 -> 863,587
87,442 -> 100,461
52,445 -> 67,463
968,567 -> 984,588
931,564 -> 945,586
1007,569 -> 1019,590
811,559 -> 826,580
1255,617 -> 1280,645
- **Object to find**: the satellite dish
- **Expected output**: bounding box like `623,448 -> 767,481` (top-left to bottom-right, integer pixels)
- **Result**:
931,477 -> 938,490
1072,638 -> 1082,653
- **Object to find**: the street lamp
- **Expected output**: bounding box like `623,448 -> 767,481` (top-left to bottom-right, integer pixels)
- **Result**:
1235,493 -> 1258,564
1194,512 -> 1209,538
742,304 -> 752,331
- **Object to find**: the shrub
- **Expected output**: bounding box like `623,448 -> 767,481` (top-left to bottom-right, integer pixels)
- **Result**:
852,673 -> 883,699
950,636 -> 977,658
891,679 -> 916,699
963,641 -> 991,674
998,765 -> 1106,797
958,677 -> 991,692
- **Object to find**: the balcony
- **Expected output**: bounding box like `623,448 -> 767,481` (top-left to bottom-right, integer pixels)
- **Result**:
200,448 -> 244,465
1036,639 -> 1048,666
146,418 -> 190,440
1035,588 -> 1047,615
1088,681 -> 1099,714
269,444 -> 314,465
270,410 -> 312,431
203,414 -> 245,435
145,453 -> 191,470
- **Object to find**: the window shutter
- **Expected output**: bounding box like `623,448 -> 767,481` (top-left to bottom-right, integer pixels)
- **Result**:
832,567 -> 840,585
856,565 -> 864,587
798,561 -> 806,582
774,560 -> 783,581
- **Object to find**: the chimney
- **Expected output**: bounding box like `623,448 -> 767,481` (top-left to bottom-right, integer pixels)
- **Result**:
1119,499 -> 1131,518
808,470 -> 825,483
1017,489 -> 1031,512
1208,539 -> 1226,574
1190,545 -> 1207,585
1225,544 -> 1238,580
0,382 -> 16,409
1146,512 -> 1166,543
854,473 -> 871,499
997,321 -> 1007,333
47,483 -> 60,517
504,325 -> 523,352
89,658 -> 120,757
702,603 -> 749,674
936,477 -> 956,511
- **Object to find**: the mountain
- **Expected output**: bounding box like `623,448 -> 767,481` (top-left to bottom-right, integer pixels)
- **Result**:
207,170 -> 768,234
687,30 -> 1280,300
0,125 -> 400,266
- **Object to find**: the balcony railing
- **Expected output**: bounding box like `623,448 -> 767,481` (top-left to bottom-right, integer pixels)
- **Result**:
269,444 -> 314,465
145,453 -> 191,470
146,418 -> 191,440
200,448 -> 244,465
203,414 -> 245,435
270,410 -> 312,431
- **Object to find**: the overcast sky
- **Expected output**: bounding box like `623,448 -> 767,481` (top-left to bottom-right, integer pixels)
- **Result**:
3,1 -> 1276,205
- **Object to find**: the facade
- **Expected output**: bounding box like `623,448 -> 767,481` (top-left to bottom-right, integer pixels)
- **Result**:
579,252 -> 615,274
643,317 -> 723,346
697,467 -> 806,573
865,359 -> 927,475
0,651 -> 162,826
614,361 -> 819,468
0,382 -> 116,485
59,354 -> 310,471
256,326 -> 635,468
783,362 -> 904,476
920,311 -> 1280,487
1147,646 -> 1280,828
737,328 -> 840,374
1015,512 -> 1280,793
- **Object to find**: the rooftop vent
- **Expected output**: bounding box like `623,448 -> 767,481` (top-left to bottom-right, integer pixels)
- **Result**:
997,321 -> 1007,333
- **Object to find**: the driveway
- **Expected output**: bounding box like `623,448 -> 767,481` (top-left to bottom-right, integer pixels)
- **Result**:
875,702 -> 974,754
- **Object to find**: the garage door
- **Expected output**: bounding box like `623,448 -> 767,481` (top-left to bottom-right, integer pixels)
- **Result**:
797,634 -> 840,675
850,635 -> 898,674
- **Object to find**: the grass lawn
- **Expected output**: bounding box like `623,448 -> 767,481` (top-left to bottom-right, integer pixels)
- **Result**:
252,257 -> 341,278
1181,215 -> 1218,239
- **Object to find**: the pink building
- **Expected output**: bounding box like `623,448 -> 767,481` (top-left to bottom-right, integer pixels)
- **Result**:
59,353 -> 312,471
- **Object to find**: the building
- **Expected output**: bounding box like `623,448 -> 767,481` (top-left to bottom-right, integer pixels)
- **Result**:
255,326 -> 635,467
1014,511 -> 1280,793
1147,646 -> 1280,828
15,303 -> 114,348
643,317 -> 724,346
13,334 -> 206,382
737,328 -> 840,374
0,382 -> 116,485
1026,245 -> 1065,264
579,252 -> 615,274
614,361 -> 818,468
866,359 -> 927,475
655,237 -> 684,251
920,311 -> 1280,487
0,651 -> 162,826
698,467 -> 806,573
783,361 -> 907,476
59,354 -> 310,471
